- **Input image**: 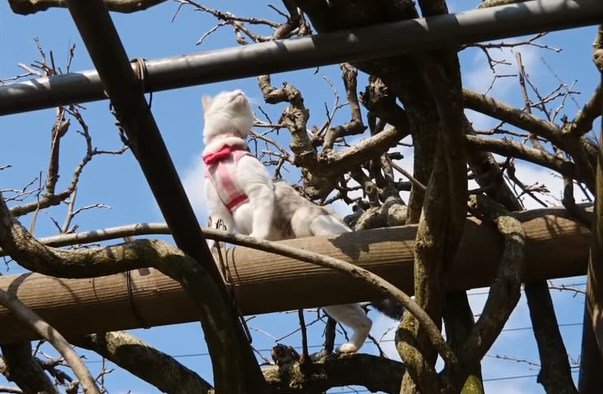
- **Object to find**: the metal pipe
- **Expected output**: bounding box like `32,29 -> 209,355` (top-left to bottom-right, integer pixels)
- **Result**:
2,0 -> 602,115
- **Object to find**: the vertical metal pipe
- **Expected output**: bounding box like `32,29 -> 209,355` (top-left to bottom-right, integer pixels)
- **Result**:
63,0 -> 267,391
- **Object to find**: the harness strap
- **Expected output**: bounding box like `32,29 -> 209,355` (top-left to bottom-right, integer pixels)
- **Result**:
203,145 -> 251,212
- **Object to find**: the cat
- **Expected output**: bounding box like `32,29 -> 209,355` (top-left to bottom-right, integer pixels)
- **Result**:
202,89 -> 372,353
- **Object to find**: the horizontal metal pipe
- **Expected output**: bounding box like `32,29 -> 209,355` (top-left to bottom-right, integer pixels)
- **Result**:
1,0 -> 602,115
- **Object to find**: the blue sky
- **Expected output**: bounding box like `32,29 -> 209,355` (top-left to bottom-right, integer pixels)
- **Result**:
0,1 -> 599,393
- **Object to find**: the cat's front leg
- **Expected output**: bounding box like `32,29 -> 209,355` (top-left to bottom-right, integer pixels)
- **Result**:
248,183 -> 274,240
205,178 -> 235,232
237,156 -> 275,240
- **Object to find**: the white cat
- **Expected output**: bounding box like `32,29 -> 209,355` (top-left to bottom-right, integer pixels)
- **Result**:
202,89 -> 372,353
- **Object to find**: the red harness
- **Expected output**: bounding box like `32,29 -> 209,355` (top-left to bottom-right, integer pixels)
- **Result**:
203,145 -> 251,212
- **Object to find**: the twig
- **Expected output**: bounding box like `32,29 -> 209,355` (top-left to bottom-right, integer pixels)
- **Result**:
298,310 -> 310,363
323,317 -> 337,354
8,0 -> 168,14
391,163 -> 426,192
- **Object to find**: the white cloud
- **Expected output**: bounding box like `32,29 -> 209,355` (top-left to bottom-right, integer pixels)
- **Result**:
510,161 -> 564,209
181,155 -> 208,220
465,108 -> 499,131
464,45 -> 539,130
464,44 -> 538,98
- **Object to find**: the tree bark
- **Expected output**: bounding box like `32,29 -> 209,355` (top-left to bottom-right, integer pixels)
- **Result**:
0,344 -> 58,394
74,331 -> 212,394
525,281 -> 577,393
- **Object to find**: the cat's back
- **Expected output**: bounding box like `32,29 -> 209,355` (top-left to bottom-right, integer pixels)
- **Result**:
272,181 -> 350,238
273,181 -> 325,217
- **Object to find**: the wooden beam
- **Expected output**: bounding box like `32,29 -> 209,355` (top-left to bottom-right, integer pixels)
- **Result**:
0,208 -> 590,344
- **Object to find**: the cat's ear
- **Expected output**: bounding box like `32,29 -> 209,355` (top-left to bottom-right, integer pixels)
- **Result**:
201,95 -> 214,112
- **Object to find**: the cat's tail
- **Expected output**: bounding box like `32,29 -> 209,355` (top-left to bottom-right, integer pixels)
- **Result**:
371,298 -> 405,321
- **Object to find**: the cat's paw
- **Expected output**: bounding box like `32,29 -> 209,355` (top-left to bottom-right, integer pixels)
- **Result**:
249,231 -> 270,240
338,342 -> 359,354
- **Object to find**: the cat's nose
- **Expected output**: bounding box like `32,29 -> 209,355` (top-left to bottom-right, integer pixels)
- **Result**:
233,90 -> 247,104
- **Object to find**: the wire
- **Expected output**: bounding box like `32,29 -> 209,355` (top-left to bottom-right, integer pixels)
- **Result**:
467,282 -> 586,297
499,321 -> 581,332
484,369 -> 579,382
82,322 -> 582,364
328,370 -> 581,393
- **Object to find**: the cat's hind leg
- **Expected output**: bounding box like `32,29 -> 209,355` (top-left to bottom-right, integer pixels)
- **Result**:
324,304 -> 372,353
309,214 -> 351,236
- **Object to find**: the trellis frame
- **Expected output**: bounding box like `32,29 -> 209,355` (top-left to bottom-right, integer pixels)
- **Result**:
1,0 -> 602,391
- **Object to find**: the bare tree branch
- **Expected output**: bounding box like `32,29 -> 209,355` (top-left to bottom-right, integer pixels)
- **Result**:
458,195 -> 525,365
464,88 -> 564,145
465,135 -> 581,182
0,386 -> 22,394
74,331 -> 212,394
8,0 -> 168,15
464,88 -> 596,189
0,190 -> 259,394
478,0 -> 530,8
525,281 -> 578,393
565,83 -> 602,137
264,349 -> 404,393
323,64 -> 366,149
258,75 -> 316,165
0,343 -> 58,394
0,289 -> 100,393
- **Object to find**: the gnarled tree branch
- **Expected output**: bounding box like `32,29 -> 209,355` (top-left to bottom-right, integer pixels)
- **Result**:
525,281 -> 578,393
264,348 -> 404,393
74,331 -> 212,394
465,134 -> 581,182
8,0 -> 167,15
0,191 -> 258,394
459,195 -> 525,365
0,289 -> 100,394
0,343 -> 58,394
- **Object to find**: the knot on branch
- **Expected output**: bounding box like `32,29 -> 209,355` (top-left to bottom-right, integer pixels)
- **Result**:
354,198 -> 408,230
594,49 -> 603,72
271,344 -> 300,367
299,169 -> 338,199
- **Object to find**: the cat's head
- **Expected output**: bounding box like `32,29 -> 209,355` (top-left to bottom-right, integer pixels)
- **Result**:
202,90 -> 254,143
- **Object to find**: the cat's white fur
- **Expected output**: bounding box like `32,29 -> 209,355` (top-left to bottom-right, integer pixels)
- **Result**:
202,90 -> 372,353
